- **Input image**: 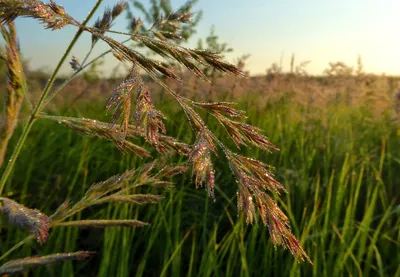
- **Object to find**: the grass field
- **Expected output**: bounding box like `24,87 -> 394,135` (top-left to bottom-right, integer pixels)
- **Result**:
1,1 -> 399,276
1,90 -> 399,276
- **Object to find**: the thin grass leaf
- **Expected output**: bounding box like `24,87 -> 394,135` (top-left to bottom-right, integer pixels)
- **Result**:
53,219 -> 148,228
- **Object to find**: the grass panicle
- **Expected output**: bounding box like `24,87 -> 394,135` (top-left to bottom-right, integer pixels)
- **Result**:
0,0 -> 312,275
91,0 -> 127,46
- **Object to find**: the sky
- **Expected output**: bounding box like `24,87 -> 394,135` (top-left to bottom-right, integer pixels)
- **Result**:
12,0 -> 400,76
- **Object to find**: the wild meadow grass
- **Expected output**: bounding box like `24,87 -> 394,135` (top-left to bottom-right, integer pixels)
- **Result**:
2,2 -> 306,274
1,1 -> 400,276
2,96 -> 399,276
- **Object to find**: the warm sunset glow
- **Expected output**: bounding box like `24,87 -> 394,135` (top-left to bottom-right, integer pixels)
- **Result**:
14,0 -> 400,76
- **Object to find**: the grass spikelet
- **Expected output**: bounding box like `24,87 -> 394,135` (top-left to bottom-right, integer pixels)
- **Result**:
42,115 -> 189,156
136,160 -> 157,181
177,100 -> 217,152
85,169 -> 137,199
101,194 -> 163,205
92,7 -> 112,46
106,77 -> 135,139
98,35 -> 181,81
58,117 -> 150,157
188,131 -> 216,199
69,55 -> 80,70
125,124 -> 190,154
48,0 -> 66,16
0,0 -> 71,30
0,251 -> 95,275
193,101 -> 246,118
134,36 -> 205,79
134,74 -> 167,149
216,115 -> 279,152
0,197 -> 49,244
153,30 -> 183,41
49,169 -> 138,223
154,133 -> 190,154
130,17 -> 142,33
224,151 -> 310,262
50,161 -> 182,224
167,11 -> 193,23
48,116 -> 151,157
156,165 -> 189,178
192,49 -> 246,76
111,0 -> 127,19
89,0 -> 127,43
181,104 -> 206,133
51,161 -> 178,224
227,152 -> 286,194
49,200 -> 70,220
149,9 -> 193,33
260,193 -> 311,263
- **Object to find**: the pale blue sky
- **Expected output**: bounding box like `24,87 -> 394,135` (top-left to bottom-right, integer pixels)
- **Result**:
13,0 -> 400,76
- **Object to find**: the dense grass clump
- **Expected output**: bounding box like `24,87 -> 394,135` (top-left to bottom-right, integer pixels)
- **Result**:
2,96 -> 399,277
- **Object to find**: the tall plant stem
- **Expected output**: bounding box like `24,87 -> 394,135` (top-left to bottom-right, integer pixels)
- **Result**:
0,0 -> 104,195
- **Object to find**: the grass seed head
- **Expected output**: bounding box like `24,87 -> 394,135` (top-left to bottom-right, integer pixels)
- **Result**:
0,197 -> 50,244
